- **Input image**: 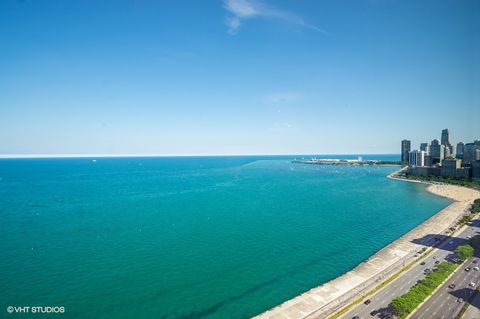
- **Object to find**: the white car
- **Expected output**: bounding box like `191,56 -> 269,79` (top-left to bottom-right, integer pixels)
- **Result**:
470,282 -> 476,287
467,236 -> 472,239
474,266 -> 479,271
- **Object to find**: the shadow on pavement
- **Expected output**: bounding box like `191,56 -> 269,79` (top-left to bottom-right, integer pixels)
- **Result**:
469,289 -> 480,311
467,219 -> 480,228
411,233 -> 480,258
449,287 -> 477,302
375,304 -> 397,319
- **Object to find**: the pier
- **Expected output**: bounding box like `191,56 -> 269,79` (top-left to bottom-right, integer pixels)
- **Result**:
292,157 -> 401,166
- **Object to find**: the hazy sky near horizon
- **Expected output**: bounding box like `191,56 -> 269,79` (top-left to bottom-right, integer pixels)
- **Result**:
1,0 -> 479,155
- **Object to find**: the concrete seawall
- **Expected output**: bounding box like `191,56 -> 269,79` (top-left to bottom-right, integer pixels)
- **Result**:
254,178 -> 480,319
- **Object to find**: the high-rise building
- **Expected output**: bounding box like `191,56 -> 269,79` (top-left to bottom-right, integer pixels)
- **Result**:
401,140 -> 411,163
409,150 -> 426,167
472,161 -> 480,180
424,154 -> 433,167
430,139 -> 445,164
456,142 -> 465,159
441,129 -> 450,145
444,146 -> 451,159
441,158 -> 470,178
441,128 -> 454,155
441,158 -> 461,177
464,140 -> 480,164
420,143 -> 430,155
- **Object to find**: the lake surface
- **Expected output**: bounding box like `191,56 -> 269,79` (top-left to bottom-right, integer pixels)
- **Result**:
0,155 -> 452,318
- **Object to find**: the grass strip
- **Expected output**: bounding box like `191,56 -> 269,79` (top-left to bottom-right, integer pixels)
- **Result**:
392,261 -> 459,318
329,247 -> 434,319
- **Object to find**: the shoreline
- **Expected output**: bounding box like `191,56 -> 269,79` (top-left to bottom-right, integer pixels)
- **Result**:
254,173 -> 480,319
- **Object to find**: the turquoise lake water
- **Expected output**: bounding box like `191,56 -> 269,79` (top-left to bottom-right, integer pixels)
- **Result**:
0,156 -> 452,319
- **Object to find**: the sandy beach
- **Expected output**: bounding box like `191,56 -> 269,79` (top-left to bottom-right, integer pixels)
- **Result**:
254,180 -> 480,319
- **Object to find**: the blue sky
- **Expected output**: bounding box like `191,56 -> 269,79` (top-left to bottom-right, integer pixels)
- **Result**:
0,0 -> 479,155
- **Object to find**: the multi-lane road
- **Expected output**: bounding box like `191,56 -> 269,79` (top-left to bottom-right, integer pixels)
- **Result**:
339,218 -> 480,319
410,256 -> 480,319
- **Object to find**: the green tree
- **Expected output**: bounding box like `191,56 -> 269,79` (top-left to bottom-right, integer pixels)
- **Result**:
391,296 -> 409,316
454,244 -> 474,261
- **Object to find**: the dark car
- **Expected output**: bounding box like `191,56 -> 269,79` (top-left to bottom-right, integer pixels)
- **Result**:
364,299 -> 371,305
449,283 -> 456,289
352,316 -> 360,319
435,260 -> 440,264
370,310 -> 378,316
420,261 -> 426,266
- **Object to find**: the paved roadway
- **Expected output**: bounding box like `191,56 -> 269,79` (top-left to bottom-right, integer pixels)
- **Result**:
409,257 -> 480,319
340,218 -> 480,319
462,290 -> 480,319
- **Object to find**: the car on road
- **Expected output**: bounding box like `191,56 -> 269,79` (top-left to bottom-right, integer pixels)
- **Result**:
449,240 -> 454,245
474,266 -> 479,271
466,267 -> 471,272
364,299 -> 371,305
467,235 -> 472,239
420,261 -> 426,266
352,316 -> 360,319
435,260 -> 440,264
448,283 -> 456,289
433,256 -> 438,260
470,282 -> 476,287
457,298 -> 464,303
473,259 -> 478,264
370,310 -> 378,316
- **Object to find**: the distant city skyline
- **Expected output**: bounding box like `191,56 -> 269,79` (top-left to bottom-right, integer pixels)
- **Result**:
1,0 -> 479,156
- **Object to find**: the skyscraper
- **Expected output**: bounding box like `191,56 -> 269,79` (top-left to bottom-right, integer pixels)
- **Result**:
441,129 -> 450,145
420,143 -> 430,154
456,142 -> 465,159
430,139 -> 445,164
441,128 -> 454,156
408,150 -> 426,167
401,140 -> 411,163
444,146 -> 451,159
464,140 -> 480,164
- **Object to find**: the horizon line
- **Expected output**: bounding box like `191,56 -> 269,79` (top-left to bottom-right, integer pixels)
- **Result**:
0,153 -> 399,159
